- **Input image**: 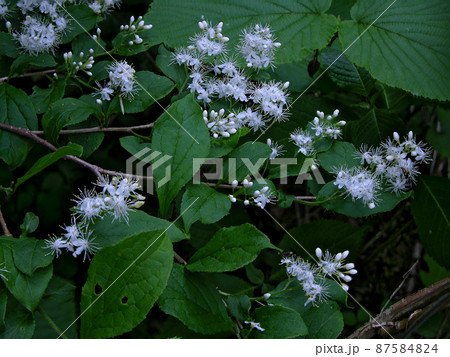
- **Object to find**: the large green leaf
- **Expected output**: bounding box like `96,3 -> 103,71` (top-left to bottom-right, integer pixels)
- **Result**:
0,241 -> 52,312
34,277 -> 78,339
158,264 -> 233,334
339,0 -> 450,101
0,33 -> 19,58
80,230 -> 173,338
42,98 -> 99,144
12,237 -> 54,276
145,0 -> 338,63
411,176 -> 450,269
249,305 -> 308,338
152,94 -> 210,214
61,5 -> 100,44
15,143 -> 83,190
181,184 -> 231,232
0,83 -> 38,168
187,223 -> 277,272
0,287 -> 35,339
107,71 -> 175,115
301,300 -> 343,338
30,81 -> 66,114
93,210 -> 187,245
317,141 -> 360,172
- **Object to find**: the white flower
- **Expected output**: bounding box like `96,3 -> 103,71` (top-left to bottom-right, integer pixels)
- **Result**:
69,230 -> 99,262
191,21 -> 228,56
251,81 -> 289,120
43,235 -> 68,258
16,16 -> 60,55
290,129 -> 315,156
0,262 -> 9,281
253,186 -> 275,209
107,60 -> 136,99
267,138 -> 285,159
244,321 -> 265,332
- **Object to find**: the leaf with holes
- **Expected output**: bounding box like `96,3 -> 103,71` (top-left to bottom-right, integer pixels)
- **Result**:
157,264 -> 233,334
80,230 -> 173,338
411,176 -> 450,269
339,0 -> 450,100
152,94 -> 210,214
146,0 -> 338,63
187,223 -> 278,272
181,184 -> 231,232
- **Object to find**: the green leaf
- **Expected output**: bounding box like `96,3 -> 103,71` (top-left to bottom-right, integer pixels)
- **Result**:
20,212 -> 39,236
9,54 -> 57,77
339,0 -> 450,100
157,264 -> 233,334
209,127 -> 250,158
42,98 -> 99,144
426,108 -> 450,159
156,44 -> 188,87
68,133 -> 104,159
0,288 -> 35,339
12,237 -> 53,277
318,181 -> 412,217
411,176 -> 450,269
187,223 -> 277,272
30,81 -> 66,114
112,28 -> 153,56
226,295 -> 251,321
321,48 -> 374,97
61,5 -> 100,44
80,230 -> 173,338
267,280 -> 310,315
0,242 -> 52,312
301,300 -> 343,338
15,143 -> 83,190
420,255 -> 450,287
0,83 -> 38,168
317,141 -> 360,172
0,33 -> 19,58
146,0 -> 338,63
245,264 -> 264,285
250,305 -> 308,338
34,276 -> 78,339
0,286 -> 6,333
107,71 -> 175,115
346,108 -> 406,147
119,136 -> 151,159
181,184 -> 231,232
93,210 -> 187,245
222,142 -> 271,182
152,94 -> 210,214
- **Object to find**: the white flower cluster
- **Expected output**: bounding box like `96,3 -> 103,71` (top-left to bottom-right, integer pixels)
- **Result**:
95,60 -> 137,110
281,248 -> 357,306
228,179 -> 276,209
290,109 -> 344,156
63,49 -> 95,76
173,21 -> 289,139
0,0 -> 8,18
87,0 -> 121,14
0,262 -> 8,281
203,109 -> 237,138
44,176 -> 145,261
333,131 -> 431,208
119,15 -> 152,46
10,0 -> 72,55
267,138 -> 284,160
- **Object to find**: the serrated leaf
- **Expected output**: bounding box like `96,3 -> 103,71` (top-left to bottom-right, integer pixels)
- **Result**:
187,223 -> 277,272
157,264 -> 233,334
34,276 -> 78,339
146,0 -> 338,63
107,71 -> 175,115
42,98 -> 99,143
80,230 -> 173,338
250,305 -> 308,338
321,48 -> 374,97
181,184 -> 231,232
301,300 -> 343,338
0,241 -> 52,312
93,210 -> 187,245
411,176 -> 450,269
0,83 -> 38,168
339,0 -> 450,100
317,141 -> 360,172
12,237 -> 53,276
15,143 -> 83,190
152,94 -> 210,214
30,81 -> 66,114
61,5 -> 100,44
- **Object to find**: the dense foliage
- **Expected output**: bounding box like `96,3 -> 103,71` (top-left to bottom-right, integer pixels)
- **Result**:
0,0 -> 449,339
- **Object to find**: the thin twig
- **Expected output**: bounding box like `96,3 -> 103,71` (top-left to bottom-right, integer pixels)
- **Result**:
174,251 -> 187,265
0,69 -> 56,83
31,123 -> 154,135
0,205 -> 13,237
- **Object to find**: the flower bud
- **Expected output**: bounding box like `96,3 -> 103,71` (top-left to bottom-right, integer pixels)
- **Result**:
315,247 -> 322,258
263,293 -> 271,299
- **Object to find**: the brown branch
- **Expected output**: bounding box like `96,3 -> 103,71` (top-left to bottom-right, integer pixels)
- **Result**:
0,205 -> 13,237
31,123 -> 154,135
0,69 -> 56,83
